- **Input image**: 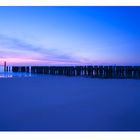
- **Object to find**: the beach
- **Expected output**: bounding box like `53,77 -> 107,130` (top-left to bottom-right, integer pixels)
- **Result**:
0,76 -> 140,131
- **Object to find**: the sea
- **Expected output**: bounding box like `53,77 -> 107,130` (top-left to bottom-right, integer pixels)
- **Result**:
0,66 -> 33,78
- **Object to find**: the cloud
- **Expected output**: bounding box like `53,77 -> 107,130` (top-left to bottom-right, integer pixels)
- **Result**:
0,34 -> 90,65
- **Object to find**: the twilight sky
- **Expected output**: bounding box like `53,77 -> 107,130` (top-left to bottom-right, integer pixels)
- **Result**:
0,6 -> 140,66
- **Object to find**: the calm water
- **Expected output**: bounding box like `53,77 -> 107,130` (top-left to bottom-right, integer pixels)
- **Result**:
0,66 -> 3,72
0,66 -> 37,78
0,72 -> 33,78
0,77 -> 140,131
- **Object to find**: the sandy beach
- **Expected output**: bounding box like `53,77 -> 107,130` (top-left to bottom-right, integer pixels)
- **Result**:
0,76 -> 140,131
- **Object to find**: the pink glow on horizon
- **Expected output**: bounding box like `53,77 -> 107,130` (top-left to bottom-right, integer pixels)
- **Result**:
0,57 -> 127,66
0,58 -> 40,64
0,57 -> 91,66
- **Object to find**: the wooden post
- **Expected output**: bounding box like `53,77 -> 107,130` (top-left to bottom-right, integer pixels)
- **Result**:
138,66 -> 140,79
98,66 -> 103,78
104,66 -> 108,78
93,66 -> 98,78
4,61 -> 6,72
87,66 -> 93,77
108,66 -> 113,78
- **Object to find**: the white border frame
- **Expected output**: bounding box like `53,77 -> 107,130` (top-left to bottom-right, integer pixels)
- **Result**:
0,132 -> 140,140
0,0 -> 140,6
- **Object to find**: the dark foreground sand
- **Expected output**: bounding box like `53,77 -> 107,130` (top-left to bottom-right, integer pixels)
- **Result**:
0,76 -> 140,131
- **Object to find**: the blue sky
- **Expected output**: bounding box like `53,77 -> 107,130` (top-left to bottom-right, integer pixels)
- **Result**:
0,6 -> 140,65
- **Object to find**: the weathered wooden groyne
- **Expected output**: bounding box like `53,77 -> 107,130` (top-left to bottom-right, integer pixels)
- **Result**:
12,66 -> 30,73
12,66 -> 140,79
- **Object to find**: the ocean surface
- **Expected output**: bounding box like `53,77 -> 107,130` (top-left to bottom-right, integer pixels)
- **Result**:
0,66 -> 36,78
0,72 -> 33,78
0,75 -> 140,131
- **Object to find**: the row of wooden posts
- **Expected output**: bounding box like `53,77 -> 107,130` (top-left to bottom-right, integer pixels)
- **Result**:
4,66 -> 11,72
12,66 -> 140,79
